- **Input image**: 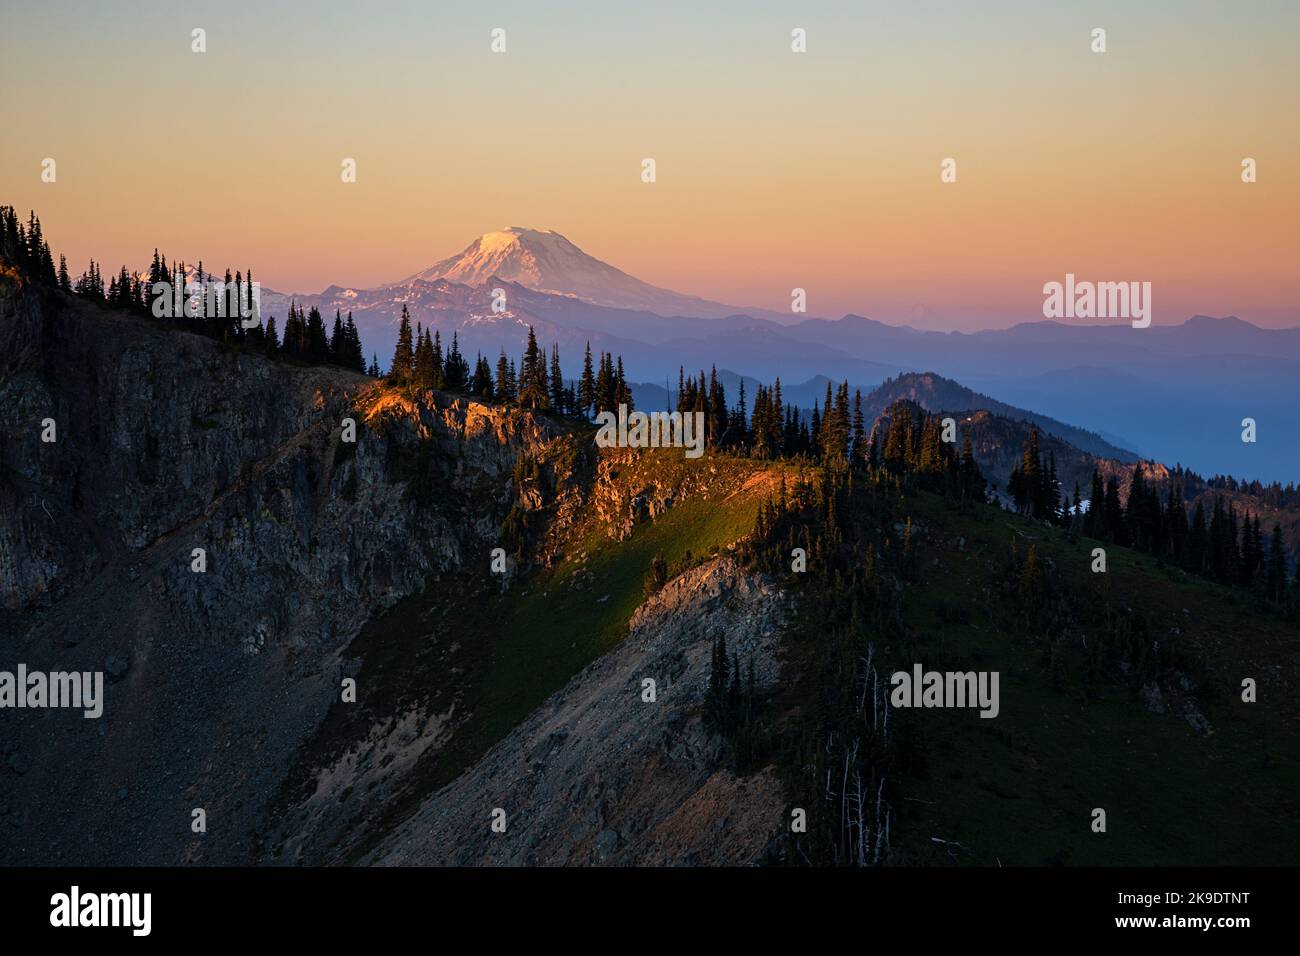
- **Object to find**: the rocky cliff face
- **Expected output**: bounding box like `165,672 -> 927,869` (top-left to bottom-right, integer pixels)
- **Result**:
0,280 -> 572,864
0,280 -> 788,865
366,556 -> 788,866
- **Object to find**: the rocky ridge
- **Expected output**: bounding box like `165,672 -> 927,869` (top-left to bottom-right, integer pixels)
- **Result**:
367,555 -> 788,866
0,280 -> 570,863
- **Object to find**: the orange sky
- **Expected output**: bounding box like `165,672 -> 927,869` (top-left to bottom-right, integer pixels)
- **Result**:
3,1 -> 1297,329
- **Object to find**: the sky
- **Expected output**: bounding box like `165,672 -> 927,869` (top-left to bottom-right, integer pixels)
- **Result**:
3,0 -> 1298,330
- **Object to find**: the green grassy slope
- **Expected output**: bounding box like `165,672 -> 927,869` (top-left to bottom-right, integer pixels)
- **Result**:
375,480 -> 762,793
287,449 -> 772,859
895,494 -> 1299,865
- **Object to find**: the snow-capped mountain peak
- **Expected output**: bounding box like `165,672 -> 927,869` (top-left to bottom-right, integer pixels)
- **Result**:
392,227 -> 749,319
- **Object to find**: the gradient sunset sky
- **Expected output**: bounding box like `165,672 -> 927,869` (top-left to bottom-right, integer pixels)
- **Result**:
3,0 -> 1297,330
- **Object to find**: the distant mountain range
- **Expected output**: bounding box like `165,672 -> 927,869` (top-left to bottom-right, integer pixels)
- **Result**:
632,370 -> 1136,462
248,230 -> 1300,483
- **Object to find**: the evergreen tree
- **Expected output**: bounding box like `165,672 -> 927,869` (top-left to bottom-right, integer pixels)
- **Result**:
733,379 -> 748,446
1247,515 -> 1265,587
578,342 -> 596,417
851,390 -> 865,464
959,434 -> 984,503
244,314 -> 265,349
832,381 -> 851,463
1085,471 -> 1105,538
390,305 -> 415,384
264,315 -> 280,354
446,332 -> 469,390
881,403 -> 910,474
495,350 -> 516,402
329,310 -> 345,364
306,307 -> 328,361
348,313 -> 365,372
1045,451 -> 1061,523
431,329 -> 446,389
413,324 -> 433,389
549,343 -> 565,414
595,353 -> 615,414
615,357 -> 632,411
1020,428 -> 1043,517
1266,523 -> 1286,602
473,353 -> 495,399
1186,500 -> 1207,575
515,327 -> 546,408
1104,476 -> 1125,543
0,207 -> 22,266
245,269 -> 256,327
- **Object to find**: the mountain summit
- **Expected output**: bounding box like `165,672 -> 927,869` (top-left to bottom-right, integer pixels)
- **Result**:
394,226 -> 767,319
